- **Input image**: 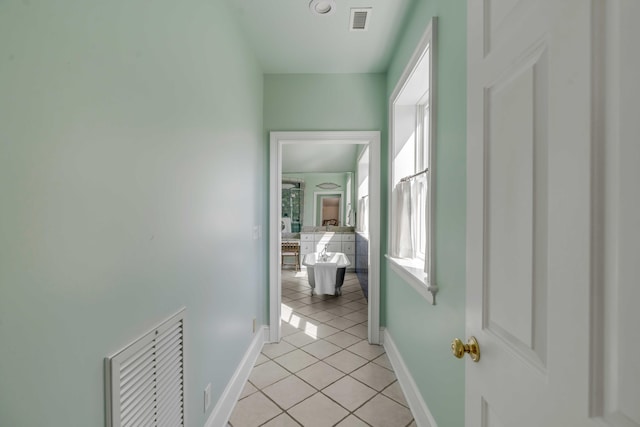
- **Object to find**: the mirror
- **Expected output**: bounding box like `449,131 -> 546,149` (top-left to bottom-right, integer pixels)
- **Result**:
314,191 -> 344,226
281,143 -> 363,228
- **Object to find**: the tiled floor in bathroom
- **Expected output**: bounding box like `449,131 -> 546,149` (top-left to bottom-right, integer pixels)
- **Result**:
228,268 -> 416,427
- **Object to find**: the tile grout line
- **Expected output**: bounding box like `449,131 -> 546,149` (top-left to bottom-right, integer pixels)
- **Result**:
231,271 -> 414,426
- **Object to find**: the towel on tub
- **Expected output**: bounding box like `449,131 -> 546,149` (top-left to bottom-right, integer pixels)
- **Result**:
314,262 -> 338,295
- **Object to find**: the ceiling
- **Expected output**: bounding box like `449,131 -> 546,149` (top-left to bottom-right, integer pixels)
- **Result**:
228,1 -> 410,171
225,0 -> 414,73
282,143 -> 364,173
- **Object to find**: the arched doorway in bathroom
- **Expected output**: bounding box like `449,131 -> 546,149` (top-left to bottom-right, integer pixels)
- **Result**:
268,131 -> 381,344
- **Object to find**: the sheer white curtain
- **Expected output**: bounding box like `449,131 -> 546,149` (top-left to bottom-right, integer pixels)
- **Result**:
356,196 -> 369,234
390,174 -> 428,270
415,174 -> 429,274
391,180 -> 413,258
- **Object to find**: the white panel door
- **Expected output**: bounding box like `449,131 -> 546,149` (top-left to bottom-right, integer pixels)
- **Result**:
466,1 -> 640,426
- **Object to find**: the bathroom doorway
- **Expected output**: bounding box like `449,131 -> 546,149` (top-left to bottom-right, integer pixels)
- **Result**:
269,131 -> 381,344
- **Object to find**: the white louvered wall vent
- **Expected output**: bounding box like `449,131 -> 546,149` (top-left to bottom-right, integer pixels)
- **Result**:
350,8 -> 371,31
105,309 -> 186,427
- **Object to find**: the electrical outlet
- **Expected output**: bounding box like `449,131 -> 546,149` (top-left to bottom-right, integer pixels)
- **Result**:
204,383 -> 211,412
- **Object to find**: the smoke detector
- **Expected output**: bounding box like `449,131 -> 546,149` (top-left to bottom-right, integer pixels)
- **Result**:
350,8 -> 371,31
309,0 -> 336,16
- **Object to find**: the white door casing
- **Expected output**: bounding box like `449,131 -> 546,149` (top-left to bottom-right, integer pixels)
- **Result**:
466,1 -> 639,426
269,131 -> 381,345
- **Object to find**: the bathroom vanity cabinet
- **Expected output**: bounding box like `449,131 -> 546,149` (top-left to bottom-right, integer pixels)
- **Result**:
300,232 -> 355,271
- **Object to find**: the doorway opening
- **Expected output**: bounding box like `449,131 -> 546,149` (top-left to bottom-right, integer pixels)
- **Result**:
269,131 -> 381,344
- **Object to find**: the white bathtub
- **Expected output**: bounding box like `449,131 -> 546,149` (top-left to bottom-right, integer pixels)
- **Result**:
302,252 -> 351,268
302,252 -> 351,295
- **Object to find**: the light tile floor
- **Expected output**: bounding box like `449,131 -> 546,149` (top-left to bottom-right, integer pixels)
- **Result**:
228,269 -> 416,427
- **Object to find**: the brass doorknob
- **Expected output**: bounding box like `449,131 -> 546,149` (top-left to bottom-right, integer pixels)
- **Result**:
451,336 -> 480,362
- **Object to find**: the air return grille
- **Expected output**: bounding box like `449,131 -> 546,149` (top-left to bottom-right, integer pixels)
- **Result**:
350,8 -> 371,31
105,309 -> 185,427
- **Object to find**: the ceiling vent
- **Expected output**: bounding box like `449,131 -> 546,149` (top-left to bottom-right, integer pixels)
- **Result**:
350,8 -> 371,31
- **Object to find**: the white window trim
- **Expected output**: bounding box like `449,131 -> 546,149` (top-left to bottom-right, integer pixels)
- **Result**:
356,146 -> 370,234
387,17 -> 438,305
386,254 -> 431,301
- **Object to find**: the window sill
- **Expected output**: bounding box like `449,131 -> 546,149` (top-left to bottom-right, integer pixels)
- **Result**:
385,255 -> 437,305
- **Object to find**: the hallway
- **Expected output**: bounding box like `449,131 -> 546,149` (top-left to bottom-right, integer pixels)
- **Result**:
229,270 -> 416,426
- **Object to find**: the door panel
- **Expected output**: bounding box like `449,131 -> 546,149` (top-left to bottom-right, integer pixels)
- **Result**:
483,0 -> 532,57
481,399 -> 506,427
486,0 -> 521,33
467,0 -> 593,425
468,1 -> 640,426
484,46 -> 548,370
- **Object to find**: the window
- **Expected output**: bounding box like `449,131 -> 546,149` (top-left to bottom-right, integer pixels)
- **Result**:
388,18 -> 437,303
356,146 -> 370,234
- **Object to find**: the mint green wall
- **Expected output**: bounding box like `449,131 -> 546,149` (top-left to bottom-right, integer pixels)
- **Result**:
264,74 -> 387,131
385,1 -> 467,426
265,73 -> 387,320
283,173 -> 351,226
0,1 -> 266,426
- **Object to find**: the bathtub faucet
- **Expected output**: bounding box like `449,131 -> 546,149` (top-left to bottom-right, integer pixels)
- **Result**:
320,244 -> 328,261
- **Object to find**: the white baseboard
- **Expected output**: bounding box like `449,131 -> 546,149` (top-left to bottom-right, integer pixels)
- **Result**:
382,328 -> 438,427
204,326 -> 268,427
